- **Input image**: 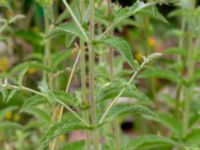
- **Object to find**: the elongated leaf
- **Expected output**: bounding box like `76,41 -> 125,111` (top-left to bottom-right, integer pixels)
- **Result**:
0,106 -> 18,120
60,140 -> 85,150
100,104 -> 156,125
21,95 -> 47,109
139,67 -> 183,83
164,47 -> 187,56
97,80 -> 150,103
0,121 -> 23,129
185,128 -> 200,145
38,116 -> 90,150
9,61 -> 52,76
0,88 -> 8,102
128,135 -> 176,150
18,67 -> 28,85
6,89 -> 18,103
51,90 -> 81,107
21,107 -> 50,125
46,22 -> 86,41
51,50 -> 72,69
100,36 -> 139,68
145,112 -> 183,138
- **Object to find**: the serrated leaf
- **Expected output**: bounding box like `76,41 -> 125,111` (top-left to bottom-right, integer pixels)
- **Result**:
18,67 -> 28,86
100,36 -> 139,68
128,135 -> 176,150
100,104 -> 156,125
46,22 -> 86,41
97,80 -> 150,103
38,116 -> 90,150
113,1 -> 153,29
52,90 -> 81,107
139,67 -> 183,83
21,107 -> 50,125
145,112 -> 183,138
6,89 -> 18,103
60,140 -> 85,150
21,95 -> 47,109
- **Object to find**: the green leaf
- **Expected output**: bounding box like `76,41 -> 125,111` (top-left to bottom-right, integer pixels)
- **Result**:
17,67 -> 28,86
100,104 -> 156,125
21,95 -> 47,109
99,36 -> 139,68
185,128 -> 200,145
21,107 -> 50,125
145,112 -> 183,138
47,22 -> 86,41
0,121 -> 23,129
0,106 -> 18,120
60,140 -> 85,150
97,80 -> 150,103
0,88 -> 8,102
9,61 -> 52,76
6,89 -> 18,103
113,1 -> 153,29
128,135 -> 176,150
51,50 -> 72,69
164,47 -> 187,56
139,67 -> 183,83
38,116 -> 90,150
51,90 -> 81,107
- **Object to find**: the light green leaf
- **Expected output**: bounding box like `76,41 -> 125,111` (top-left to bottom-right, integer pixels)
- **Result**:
38,116 -> 90,150
46,22 -> 86,41
0,121 -> 23,129
100,104 -> 156,125
128,135 -> 177,150
21,95 -> 47,109
60,140 -> 85,150
97,80 -> 150,103
145,112 -> 183,138
21,107 -> 50,125
99,36 -> 139,68
164,47 -> 187,56
139,67 -> 183,83
0,106 -> 18,120
18,67 -> 28,86
185,128 -> 200,146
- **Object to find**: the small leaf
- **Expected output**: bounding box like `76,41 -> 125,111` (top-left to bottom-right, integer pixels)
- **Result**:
0,106 -> 18,120
6,89 -> 18,103
100,104 -> 156,125
185,128 -> 200,145
99,36 -> 139,68
18,67 -> 28,86
46,22 -> 86,41
38,116 -> 90,150
128,135 -> 177,150
21,95 -> 47,109
21,107 -> 50,125
0,88 -> 8,102
164,47 -> 187,56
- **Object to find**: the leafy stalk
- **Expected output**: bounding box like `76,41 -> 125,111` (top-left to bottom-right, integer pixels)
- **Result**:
88,0 -> 99,149
62,0 -> 90,43
80,0 -> 91,149
107,0 -> 121,149
99,53 -> 162,124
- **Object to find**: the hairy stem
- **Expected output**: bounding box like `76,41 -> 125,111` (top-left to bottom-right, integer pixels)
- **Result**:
80,0 -> 91,149
89,0 -> 99,149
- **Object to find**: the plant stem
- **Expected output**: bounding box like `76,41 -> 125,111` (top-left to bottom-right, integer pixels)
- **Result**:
107,0 -> 121,149
89,0 -> 99,149
51,51 -> 82,150
99,56 -> 151,124
79,0 -> 91,149
62,0 -> 90,43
